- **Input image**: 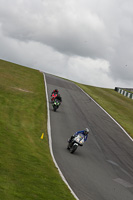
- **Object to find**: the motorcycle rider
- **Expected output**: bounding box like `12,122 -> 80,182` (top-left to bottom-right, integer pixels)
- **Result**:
51,89 -> 59,102
68,128 -> 89,144
54,93 -> 62,103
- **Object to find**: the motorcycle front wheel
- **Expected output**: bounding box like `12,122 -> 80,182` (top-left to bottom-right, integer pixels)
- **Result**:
53,106 -> 57,112
70,144 -> 78,154
67,143 -> 70,150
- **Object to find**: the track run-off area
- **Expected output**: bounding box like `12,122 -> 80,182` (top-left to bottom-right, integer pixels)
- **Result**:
44,73 -> 133,200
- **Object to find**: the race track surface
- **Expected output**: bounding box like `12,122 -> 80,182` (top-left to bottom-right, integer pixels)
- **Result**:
45,73 -> 133,200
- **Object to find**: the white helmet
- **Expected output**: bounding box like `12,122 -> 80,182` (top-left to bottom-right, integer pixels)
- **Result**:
84,128 -> 89,135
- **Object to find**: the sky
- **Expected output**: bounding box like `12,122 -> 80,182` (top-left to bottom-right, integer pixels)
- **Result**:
0,0 -> 133,88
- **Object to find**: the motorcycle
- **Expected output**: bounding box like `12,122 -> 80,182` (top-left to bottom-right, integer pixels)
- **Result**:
67,133 -> 85,154
52,100 -> 60,112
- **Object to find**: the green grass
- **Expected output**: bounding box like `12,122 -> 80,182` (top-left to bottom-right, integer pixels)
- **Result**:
0,59 -> 75,200
75,83 -> 133,138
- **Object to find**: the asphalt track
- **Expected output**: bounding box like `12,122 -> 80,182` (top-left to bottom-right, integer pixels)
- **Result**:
45,73 -> 133,200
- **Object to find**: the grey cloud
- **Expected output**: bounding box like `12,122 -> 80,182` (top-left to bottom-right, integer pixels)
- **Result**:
0,0 -> 133,87
0,0 -> 111,58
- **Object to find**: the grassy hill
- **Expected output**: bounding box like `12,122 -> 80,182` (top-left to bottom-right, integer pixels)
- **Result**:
0,59 -> 132,200
0,59 -> 75,200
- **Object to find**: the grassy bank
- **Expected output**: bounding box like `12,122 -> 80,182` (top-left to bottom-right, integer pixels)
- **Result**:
75,83 -> 133,139
0,59 -> 75,200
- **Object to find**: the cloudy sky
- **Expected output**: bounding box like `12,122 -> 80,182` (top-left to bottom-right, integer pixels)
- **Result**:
0,0 -> 133,88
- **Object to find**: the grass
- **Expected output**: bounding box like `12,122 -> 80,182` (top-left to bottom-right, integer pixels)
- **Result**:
75,83 -> 133,139
0,59 -> 75,200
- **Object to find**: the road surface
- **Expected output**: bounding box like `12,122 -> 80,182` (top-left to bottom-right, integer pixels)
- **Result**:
45,73 -> 133,200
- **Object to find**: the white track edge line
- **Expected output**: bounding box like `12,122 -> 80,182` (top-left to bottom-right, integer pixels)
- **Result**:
43,73 -> 79,200
76,84 -> 133,142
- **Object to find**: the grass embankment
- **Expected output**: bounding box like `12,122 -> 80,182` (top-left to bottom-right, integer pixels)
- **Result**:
0,59 -> 75,200
76,83 -> 133,139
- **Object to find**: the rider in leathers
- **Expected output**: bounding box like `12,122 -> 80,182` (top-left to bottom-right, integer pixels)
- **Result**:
68,128 -> 89,143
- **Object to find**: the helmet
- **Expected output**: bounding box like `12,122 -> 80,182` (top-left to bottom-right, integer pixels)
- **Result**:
84,128 -> 89,135
54,89 -> 58,93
